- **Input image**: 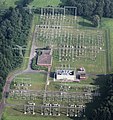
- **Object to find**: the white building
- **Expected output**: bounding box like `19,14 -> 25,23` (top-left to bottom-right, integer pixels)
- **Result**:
56,69 -> 76,81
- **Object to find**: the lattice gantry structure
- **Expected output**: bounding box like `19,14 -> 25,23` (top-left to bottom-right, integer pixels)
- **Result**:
9,86 -> 100,117
13,77 -> 31,90
39,6 -> 77,26
34,6 -> 106,72
34,6 -> 107,74
42,90 -> 100,105
35,24 -> 105,61
66,104 -> 85,117
24,102 -> 35,115
9,85 -> 100,102
41,103 -> 60,116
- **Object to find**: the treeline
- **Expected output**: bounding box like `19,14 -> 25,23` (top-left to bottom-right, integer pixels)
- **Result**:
17,0 -> 34,7
60,0 -> 113,18
0,6 -> 32,98
88,76 -> 113,120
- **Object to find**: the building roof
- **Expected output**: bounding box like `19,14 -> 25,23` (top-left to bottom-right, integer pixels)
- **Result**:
37,50 -> 52,66
56,70 -> 75,76
77,67 -> 86,74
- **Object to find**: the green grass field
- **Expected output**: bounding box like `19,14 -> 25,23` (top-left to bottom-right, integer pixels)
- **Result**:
0,0 -> 61,8
3,106 -> 72,120
101,18 -> 113,73
0,0 -> 19,8
7,72 -> 46,106
29,0 -> 61,7
11,73 -> 47,90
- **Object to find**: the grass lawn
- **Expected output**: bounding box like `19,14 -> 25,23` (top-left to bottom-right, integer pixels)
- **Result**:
0,0 -> 61,8
48,76 -> 97,91
52,51 -> 106,74
0,0 -> 19,8
3,107 -> 73,120
77,16 -> 94,28
7,72 -> 47,105
13,73 -> 47,90
101,18 -> 113,28
3,116 -> 71,120
29,0 -> 61,7
101,18 -> 113,73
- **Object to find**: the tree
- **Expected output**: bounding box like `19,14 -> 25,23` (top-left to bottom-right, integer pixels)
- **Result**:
92,14 -> 100,27
60,0 -> 113,18
0,0 -> 33,100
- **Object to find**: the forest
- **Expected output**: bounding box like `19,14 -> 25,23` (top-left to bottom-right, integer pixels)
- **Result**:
17,0 -> 34,7
85,75 -> 113,120
0,5 -> 33,98
60,0 -> 113,18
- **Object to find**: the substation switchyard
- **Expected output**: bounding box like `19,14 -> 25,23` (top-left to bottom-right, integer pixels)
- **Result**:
8,6 -> 108,119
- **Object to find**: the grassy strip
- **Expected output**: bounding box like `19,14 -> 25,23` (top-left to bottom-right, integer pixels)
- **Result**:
106,29 -> 112,73
29,0 -> 61,7
101,18 -> 113,73
10,73 -> 47,90
105,29 -> 110,73
3,106 -> 71,120
21,15 -> 39,70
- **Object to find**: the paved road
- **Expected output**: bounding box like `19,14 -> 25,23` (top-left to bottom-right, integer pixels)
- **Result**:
27,27 -> 37,71
0,70 -> 23,119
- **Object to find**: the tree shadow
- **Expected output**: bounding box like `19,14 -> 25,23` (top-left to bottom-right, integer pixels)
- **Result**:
13,106 -> 23,113
69,116 -> 87,120
78,21 -> 94,27
85,74 -> 113,119
14,1 -> 22,6
49,72 -> 56,78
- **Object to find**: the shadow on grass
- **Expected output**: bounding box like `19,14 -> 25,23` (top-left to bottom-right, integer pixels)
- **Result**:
78,21 -> 94,28
13,106 -> 23,113
14,1 -> 22,6
67,75 -> 113,120
49,72 -> 56,78
69,116 -> 87,120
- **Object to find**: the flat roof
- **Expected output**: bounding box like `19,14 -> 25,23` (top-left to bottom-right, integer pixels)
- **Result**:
56,70 -> 75,75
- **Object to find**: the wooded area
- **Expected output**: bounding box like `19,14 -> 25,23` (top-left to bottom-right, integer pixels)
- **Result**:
60,0 -> 113,18
85,75 -> 113,120
17,0 -> 34,7
0,5 -> 33,98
